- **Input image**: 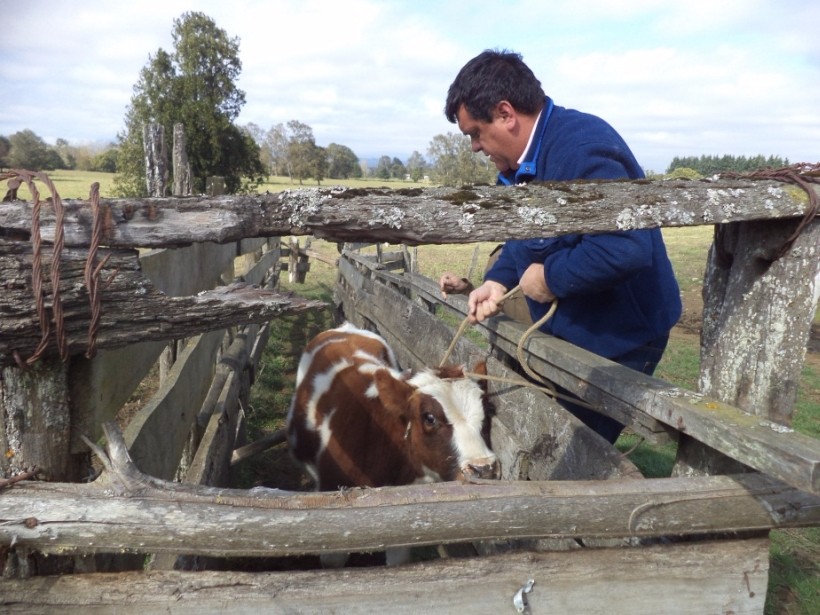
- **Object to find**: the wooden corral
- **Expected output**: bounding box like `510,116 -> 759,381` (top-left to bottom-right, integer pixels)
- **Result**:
0,173 -> 818,613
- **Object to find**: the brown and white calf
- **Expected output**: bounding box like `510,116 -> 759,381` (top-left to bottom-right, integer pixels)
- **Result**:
286,322 -> 499,492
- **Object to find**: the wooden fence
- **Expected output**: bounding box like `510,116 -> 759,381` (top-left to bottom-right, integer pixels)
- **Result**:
0,175 -> 818,613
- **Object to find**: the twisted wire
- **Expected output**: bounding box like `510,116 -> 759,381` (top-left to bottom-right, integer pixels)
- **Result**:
720,162 -> 819,261
1,170 -> 112,364
83,182 -> 113,358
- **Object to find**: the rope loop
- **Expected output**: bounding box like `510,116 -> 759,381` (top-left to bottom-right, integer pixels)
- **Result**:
439,286 -> 598,412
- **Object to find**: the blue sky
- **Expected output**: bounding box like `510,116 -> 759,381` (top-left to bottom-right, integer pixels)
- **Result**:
1,0 -> 818,173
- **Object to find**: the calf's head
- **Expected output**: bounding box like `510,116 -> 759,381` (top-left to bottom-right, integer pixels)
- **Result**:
373,360 -> 499,482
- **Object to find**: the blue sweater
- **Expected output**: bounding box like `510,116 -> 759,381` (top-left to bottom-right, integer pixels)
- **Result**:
487,98 -> 682,358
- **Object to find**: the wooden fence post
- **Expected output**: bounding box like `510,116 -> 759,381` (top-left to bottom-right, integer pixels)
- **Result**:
206,176 -> 225,197
674,217 -> 820,475
142,123 -> 167,198
163,123 -> 194,385
0,359 -> 80,483
0,358 -> 90,576
288,237 -> 310,283
171,123 -> 192,198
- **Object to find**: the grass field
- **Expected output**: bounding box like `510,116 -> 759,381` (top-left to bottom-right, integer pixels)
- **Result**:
5,169 -> 118,200
5,169 -> 425,200
258,174 -> 426,192
9,169 -> 819,612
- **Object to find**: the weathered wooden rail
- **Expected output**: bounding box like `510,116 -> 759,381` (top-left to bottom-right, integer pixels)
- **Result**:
0,179 -> 812,247
0,176 -> 818,613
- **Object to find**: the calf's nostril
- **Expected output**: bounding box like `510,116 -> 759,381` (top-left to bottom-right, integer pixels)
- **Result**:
467,459 -> 501,479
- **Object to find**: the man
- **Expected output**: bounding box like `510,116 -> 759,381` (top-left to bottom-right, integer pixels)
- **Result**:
439,49 -> 682,444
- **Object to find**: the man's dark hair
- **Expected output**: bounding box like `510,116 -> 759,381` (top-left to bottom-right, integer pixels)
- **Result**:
445,49 -> 545,123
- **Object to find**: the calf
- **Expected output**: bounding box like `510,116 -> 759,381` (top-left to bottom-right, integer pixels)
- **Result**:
286,322 -> 499,492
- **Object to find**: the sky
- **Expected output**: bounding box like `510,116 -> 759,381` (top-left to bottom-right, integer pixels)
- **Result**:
1,0 -> 818,173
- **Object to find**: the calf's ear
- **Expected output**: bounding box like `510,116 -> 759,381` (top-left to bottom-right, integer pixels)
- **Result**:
373,368 -> 414,422
471,360 -> 488,393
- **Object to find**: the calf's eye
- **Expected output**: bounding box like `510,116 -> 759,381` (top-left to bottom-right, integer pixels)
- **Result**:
422,412 -> 437,427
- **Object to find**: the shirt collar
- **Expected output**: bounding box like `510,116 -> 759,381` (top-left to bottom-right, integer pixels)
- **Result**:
517,107 -> 543,167
498,97 -> 554,185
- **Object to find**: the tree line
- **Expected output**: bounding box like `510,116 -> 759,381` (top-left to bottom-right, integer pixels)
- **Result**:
665,154 -> 790,176
0,12 -> 496,195
0,122 -> 495,192
0,130 -> 118,174
0,12 -> 791,196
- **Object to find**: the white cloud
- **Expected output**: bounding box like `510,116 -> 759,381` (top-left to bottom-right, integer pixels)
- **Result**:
1,0 -> 817,170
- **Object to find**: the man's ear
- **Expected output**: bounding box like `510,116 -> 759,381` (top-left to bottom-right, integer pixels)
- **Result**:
494,100 -> 516,124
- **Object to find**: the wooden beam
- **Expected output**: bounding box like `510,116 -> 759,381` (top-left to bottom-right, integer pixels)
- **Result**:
0,538 -> 769,614
231,429 -> 287,466
0,180 -> 814,248
0,236 -> 324,365
0,464 -> 816,558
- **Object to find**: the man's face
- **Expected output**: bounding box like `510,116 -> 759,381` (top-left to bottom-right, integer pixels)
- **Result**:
456,103 -> 520,173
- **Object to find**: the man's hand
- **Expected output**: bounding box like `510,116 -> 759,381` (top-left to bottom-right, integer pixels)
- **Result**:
520,264 -> 555,303
467,280 -> 508,323
439,272 -> 474,298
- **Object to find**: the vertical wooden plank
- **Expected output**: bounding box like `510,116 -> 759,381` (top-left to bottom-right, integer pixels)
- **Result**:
0,359 -> 78,482
288,237 -> 299,283
171,123 -> 191,197
142,122 -> 166,198
205,176 -> 225,196
123,330 -> 225,480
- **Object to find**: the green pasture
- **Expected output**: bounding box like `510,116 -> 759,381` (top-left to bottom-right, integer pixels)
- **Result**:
4,169 -> 117,200
4,170 -> 424,200
258,174 -> 426,192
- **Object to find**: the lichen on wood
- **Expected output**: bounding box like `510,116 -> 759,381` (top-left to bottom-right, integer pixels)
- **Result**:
0,179 -> 814,248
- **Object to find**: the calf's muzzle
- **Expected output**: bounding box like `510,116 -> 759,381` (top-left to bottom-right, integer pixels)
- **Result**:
463,457 -> 501,480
